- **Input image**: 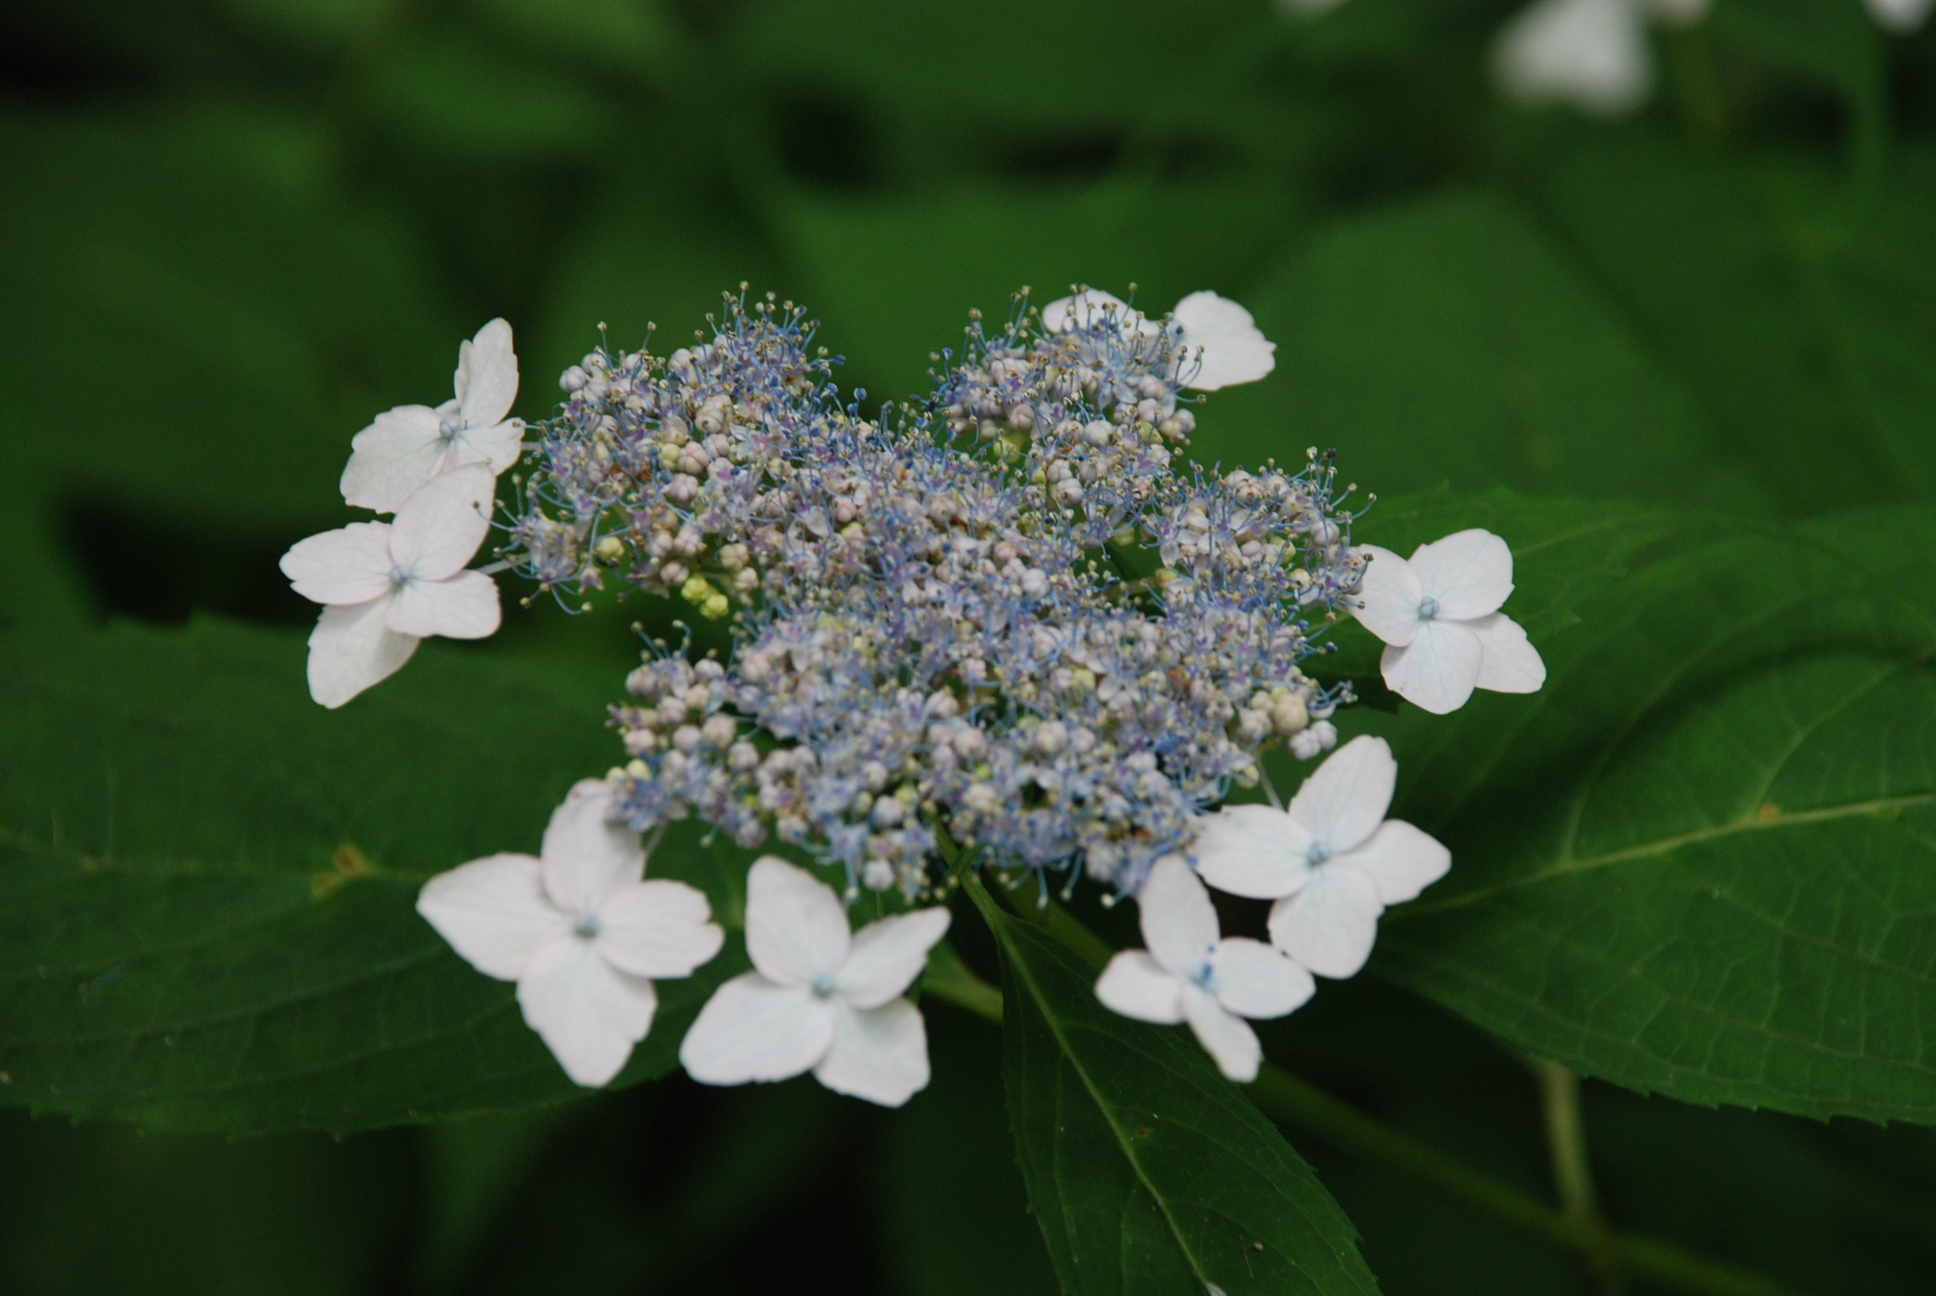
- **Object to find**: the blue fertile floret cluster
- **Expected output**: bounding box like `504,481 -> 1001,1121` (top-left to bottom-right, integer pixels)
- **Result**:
504,290 -> 1366,901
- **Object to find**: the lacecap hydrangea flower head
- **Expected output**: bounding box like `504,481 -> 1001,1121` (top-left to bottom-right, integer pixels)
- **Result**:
281,285 -> 1544,1100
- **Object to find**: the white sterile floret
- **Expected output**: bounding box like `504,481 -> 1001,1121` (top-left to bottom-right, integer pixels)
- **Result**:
1193,736 -> 1450,979
279,465 -> 502,708
1349,528 -> 1545,715
1095,855 -> 1314,1082
1492,0 -> 1719,116
1041,288 -> 1277,391
417,780 -> 724,1087
1867,0 -> 1933,31
341,318 -> 525,514
680,858 -> 950,1107
1494,0 -> 1655,116
1170,291 -> 1276,391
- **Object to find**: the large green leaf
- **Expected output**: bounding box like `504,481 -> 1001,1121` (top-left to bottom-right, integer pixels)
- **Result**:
1333,492 -> 1936,1124
1197,191 -> 1777,517
0,618 -> 734,1135
1535,134 -> 1936,509
727,0 -> 1271,132
0,107 -> 464,531
878,1005 -> 1060,1296
974,891 -> 1381,1296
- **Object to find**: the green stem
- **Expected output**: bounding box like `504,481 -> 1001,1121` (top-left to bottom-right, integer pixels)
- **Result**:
1535,1059 -> 1622,1295
966,878 -> 1805,1296
1537,1059 -> 1600,1219
1244,1070 -> 1794,1296
921,938 -> 1002,1023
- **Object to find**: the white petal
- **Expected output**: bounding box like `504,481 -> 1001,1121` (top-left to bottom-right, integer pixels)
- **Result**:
1470,612 -> 1547,695
416,852 -> 570,980
1494,0 -> 1653,117
306,598 -> 419,708
832,908 -> 951,1010
389,464 -> 495,581
279,522 -> 396,606
1288,734 -> 1396,858
452,418 -> 526,476
1209,938 -> 1315,1020
813,997 -> 931,1107
679,971 -> 833,1085
593,879 -> 724,980
456,318 -> 520,429
1268,866 -> 1384,979
1380,618 -> 1484,715
516,934 -> 658,1088
539,779 -> 644,916
1350,545 -> 1426,648
340,406 -> 450,514
1866,0 -> 1932,31
744,856 -> 852,988
1042,288 -> 1129,334
386,569 -> 502,640
1180,983 -> 1262,1083
1407,529 -> 1513,620
1191,803 -> 1315,900
1338,820 -> 1451,906
1183,335 -> 1277,392
1171,289 -> 1260,337
1137,854 -> 1220,978
1094,951 -> 1186,1024
1172,290 -> 1276,391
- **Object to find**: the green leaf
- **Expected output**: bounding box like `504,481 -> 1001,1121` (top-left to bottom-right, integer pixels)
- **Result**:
0,106 -> 464,531
471,0 -> 674,76
0,618 -> 733,1135
973,889 -> 1381,1296
1196,191 -> 1778,517
1336,492 -> 1936,1125
1535,134 -> 1936,509
367,34 -> 615,162
728,0 -> 1272,132
878,1007 -> 1059,1296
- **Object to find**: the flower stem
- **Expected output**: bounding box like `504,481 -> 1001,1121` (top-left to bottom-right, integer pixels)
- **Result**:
964,878 -> 1804,1296
921,938 -> 1002,1023
1534,1059 -> 1623,1293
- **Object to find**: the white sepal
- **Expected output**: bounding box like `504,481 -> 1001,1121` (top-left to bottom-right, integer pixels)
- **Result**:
680,858 -> 948,1107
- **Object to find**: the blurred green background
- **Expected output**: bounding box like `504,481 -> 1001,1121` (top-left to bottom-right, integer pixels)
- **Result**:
4,0 -> 1935,1292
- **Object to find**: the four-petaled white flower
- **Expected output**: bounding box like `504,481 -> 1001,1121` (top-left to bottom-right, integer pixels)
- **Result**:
1491,0 -> 1927,119
280,464 -> 502,708
1095,854 -> 1314,1082
417,779 -> 724,1087
341,318 -> 525,514
1494,0 -> 1674,117
679,857 -> 950,1107
1349,528 -> 1545,716
1193,736 -> 1450,980
1868,0 -> 1934,33
1041,288 -> 1275,390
